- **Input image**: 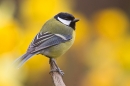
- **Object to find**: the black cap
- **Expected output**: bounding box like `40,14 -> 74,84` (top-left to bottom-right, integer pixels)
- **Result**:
54,12 -> 75,21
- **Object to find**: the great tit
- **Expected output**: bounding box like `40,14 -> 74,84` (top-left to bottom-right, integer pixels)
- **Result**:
14,12 -> 79,74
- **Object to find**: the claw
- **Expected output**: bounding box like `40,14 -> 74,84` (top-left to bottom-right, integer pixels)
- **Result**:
57,68 -> 64,76
49,68 -> 64,76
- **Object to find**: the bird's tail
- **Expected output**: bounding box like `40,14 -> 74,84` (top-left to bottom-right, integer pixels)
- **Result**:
13,53 -> 35,68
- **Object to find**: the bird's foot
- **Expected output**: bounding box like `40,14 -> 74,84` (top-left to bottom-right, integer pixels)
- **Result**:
49,68 -> 64,76
49,58 -> 64,76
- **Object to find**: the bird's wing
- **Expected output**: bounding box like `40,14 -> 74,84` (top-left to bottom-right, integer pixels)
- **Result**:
27,32 -> 72,53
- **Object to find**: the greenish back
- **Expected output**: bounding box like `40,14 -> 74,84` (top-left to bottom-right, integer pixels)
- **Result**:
40,18 -> 73,35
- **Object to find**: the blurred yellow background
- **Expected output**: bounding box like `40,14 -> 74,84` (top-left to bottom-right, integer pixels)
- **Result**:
0,0 -> 130,86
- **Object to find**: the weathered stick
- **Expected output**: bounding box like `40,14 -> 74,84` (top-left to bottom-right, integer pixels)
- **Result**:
49,58 -> 66,86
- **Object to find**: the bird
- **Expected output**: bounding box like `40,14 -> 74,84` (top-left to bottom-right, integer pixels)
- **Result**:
14,12 -> 79,75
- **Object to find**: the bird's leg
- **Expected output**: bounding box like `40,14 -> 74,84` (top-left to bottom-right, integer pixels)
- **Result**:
49,58 -> 64,76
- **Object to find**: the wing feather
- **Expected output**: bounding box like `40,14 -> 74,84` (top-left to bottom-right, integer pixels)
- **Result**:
27,32 -> 72,53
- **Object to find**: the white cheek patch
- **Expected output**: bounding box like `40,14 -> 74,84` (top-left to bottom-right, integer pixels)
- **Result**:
58,17 -> 71,26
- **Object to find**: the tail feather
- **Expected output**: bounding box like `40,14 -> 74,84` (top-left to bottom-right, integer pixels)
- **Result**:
14,53 -> 35,68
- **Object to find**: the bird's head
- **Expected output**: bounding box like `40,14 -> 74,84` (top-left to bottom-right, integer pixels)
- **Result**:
54,12 -> 79,30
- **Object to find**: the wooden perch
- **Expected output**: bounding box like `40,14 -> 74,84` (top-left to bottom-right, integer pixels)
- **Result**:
49,58 -> 66,86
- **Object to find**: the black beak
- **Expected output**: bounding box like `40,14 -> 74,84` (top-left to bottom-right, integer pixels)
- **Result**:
73,18 -> 79,22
